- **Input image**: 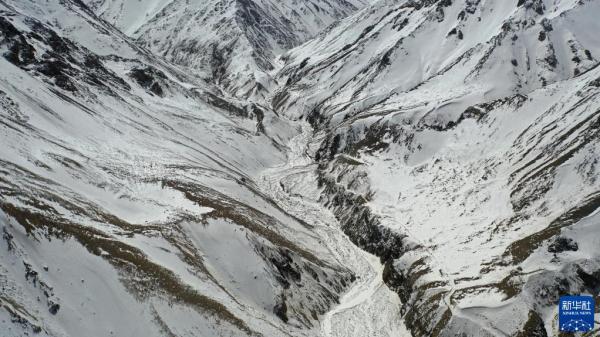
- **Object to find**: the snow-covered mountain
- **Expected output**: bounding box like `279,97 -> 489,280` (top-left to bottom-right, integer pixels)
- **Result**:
275,0 -> 599,119
2,0 -> 600,336
0,1 -> 359,336
84,0 -> 370,99
274,0 -> 600,336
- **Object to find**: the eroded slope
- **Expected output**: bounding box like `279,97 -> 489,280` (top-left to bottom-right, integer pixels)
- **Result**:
275,0 -> 600,336
0,1 -> 355,336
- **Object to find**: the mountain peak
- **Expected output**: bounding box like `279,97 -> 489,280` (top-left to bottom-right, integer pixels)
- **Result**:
2,0 -> 600,336
85,0 -> 370,99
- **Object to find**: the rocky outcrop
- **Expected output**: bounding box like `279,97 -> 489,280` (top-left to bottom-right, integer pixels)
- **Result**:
277,1 -> 600,334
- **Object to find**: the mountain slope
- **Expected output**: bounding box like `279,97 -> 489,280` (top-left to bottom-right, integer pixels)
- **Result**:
2,0 -> 600,336
0,1 -> 357,336
84,0 -> 370,99
275,0 -> 599,120
273,0 -> 600,336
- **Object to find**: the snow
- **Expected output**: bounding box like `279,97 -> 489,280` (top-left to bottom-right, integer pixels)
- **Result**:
270,0 -> 600,335
257,123 -> 410,337
0,210 -> 164,337
0,1 -> 358,335
2,0 -> 600,336
83,0 -> 371,99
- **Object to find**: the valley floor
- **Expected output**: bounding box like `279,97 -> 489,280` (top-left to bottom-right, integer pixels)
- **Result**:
257,123 -> 410,337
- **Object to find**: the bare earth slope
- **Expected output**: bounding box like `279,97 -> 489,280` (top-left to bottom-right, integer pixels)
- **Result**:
84,0 -> 370,99
2,0 -> 600,336
274,0 -> 600,336
0,1 -> 358,336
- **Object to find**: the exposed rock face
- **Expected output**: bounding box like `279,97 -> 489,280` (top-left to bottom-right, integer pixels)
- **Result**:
128,67 -> 167,96
2,0 -> 600,336
0,1 -> 355,336
84,0 -> 370,99
274,0 -> 600,336
548,237 -> 578,254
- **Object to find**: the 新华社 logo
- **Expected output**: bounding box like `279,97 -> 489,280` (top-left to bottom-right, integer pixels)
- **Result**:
559,295 -> 595,332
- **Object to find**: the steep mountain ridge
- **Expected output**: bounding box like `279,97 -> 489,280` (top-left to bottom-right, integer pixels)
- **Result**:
1,0 -> 600,336
273,0 -> 600,336
275,0 -> 599,120
0,1 -> 358,336
84,0 -> 370,99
